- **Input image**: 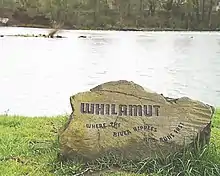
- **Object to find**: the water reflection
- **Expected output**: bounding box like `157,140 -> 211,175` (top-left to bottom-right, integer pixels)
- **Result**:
173,36 -> 192,54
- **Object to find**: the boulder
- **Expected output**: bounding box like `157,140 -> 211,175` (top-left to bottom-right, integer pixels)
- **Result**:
59,80 -> 215,161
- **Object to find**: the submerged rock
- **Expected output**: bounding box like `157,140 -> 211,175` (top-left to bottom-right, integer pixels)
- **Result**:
59,80 -> 215,161
78,35 -> 87,38
55,35 -> 63,38
6,34 -> 65,38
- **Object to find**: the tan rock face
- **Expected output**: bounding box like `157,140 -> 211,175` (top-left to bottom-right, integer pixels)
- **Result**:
59,80 -> 215,161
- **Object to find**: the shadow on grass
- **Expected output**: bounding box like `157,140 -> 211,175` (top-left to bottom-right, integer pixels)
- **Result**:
54,141 -> 220,176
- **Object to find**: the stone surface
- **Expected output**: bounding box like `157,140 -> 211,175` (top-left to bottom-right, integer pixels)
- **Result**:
59,80 -> 215,161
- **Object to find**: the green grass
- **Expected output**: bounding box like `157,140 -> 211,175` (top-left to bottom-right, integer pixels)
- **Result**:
0,109 -> 220,176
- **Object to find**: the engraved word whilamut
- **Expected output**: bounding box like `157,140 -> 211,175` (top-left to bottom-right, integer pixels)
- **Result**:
80,103 -> 160,117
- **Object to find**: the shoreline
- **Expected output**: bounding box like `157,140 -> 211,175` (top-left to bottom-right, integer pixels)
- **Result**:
1,24 -> 220,32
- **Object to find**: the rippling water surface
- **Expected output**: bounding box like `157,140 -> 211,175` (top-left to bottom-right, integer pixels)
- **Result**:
0,27 -> 220,116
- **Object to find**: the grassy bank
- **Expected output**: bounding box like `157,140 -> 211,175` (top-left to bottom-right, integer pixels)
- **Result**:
0,110 -> 220,176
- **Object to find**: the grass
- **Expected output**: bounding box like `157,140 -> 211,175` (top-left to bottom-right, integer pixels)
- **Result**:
0,109 -> 220,176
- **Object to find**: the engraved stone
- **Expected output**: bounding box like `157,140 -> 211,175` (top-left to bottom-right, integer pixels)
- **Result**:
59,80 -> 215,161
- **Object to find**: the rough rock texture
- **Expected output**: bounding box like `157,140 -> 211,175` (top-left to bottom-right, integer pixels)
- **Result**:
59,80 -> 215,161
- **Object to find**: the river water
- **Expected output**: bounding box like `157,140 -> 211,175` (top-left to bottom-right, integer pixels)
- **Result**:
0,27 -> 220,116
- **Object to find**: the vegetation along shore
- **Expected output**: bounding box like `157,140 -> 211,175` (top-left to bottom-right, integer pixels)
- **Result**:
0,109 -> 219,176
1,0 -> 220,31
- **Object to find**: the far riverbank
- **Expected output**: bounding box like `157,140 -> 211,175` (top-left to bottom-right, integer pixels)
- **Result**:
3,24 -> 220,32
1,4 -> 220,32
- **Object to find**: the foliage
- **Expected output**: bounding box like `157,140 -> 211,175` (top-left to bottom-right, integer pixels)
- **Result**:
1,0 -> 220,30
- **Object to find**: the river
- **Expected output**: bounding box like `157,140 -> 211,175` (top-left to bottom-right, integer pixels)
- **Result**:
0,27 -> 220,116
